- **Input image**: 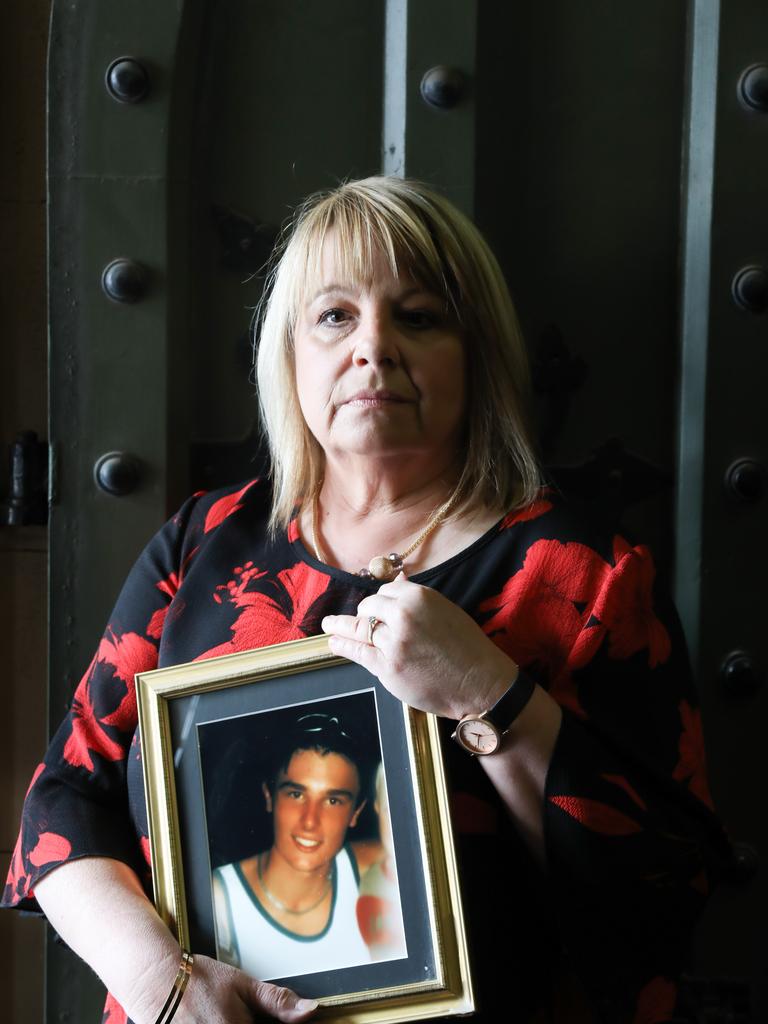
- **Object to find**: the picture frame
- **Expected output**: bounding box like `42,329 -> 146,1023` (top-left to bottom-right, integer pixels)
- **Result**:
136,634 -> 474,1023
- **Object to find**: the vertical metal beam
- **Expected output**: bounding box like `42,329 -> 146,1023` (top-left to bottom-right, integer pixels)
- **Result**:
383,0 -> 477,215
675,0 -> 721,663
383,0 -> 407,179
46,1 -> 197,1018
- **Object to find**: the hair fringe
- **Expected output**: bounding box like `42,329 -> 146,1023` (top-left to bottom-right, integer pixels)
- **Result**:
254,177 -> 542,535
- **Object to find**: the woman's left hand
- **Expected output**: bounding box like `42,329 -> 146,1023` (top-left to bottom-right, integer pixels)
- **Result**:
321,572 -> 518,720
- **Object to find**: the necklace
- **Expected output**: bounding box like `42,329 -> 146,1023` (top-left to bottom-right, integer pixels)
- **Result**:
257,852 -> 332,916
310,485 -> 460,582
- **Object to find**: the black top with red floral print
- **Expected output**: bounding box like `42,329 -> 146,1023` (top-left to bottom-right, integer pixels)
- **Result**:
2,480 -> 730,1024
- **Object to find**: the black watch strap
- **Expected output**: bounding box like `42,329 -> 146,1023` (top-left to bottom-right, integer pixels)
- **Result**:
485,671 -> 536,733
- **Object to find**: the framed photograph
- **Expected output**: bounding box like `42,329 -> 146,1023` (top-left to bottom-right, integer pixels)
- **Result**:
137,635 -> 474,1023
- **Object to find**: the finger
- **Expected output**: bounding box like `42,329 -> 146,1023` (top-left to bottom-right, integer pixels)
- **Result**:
377,571 -> 420,600
355,593 -> 397,621
321,613 -> 360,638
327,633 -> 385,674
322,613 -> 375,646
248,980 -> 318,1021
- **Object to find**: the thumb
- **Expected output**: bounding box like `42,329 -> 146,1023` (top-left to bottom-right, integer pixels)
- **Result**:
246,979 -> 318,1021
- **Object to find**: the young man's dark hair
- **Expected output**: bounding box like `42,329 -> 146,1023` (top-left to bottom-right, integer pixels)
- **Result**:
264,712 -> 372,807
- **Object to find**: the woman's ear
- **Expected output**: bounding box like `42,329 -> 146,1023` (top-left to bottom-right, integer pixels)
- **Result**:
262,782 -> 273,813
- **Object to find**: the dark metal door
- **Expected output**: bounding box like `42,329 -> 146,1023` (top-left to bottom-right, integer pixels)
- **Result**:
47,1 -> 767,1019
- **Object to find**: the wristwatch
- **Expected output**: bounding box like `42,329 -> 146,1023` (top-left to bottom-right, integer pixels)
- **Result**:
451,671 -> 536,756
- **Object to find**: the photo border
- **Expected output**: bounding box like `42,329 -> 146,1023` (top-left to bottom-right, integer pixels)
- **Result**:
137,634 -> 474,1023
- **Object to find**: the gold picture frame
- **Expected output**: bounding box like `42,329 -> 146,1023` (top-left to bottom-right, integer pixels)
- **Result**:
137,634 -> 474,1023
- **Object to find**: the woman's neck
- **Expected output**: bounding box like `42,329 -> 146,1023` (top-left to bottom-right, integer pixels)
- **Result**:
298,460 -> 500,577
319,450 -> 460,516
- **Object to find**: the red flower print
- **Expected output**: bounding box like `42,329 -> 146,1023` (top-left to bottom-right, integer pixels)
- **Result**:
632,975 -> 677,1024
63,630 -> 156,772
198,562 -> 331,659
499,496 -> 553,529
590,539 -> 671,668
146,606 -> 167,639
549,795 -> 643,836
146,554 -> 197,638
102,992 -> 128,1024
673,700 -> 714,809
5,833 -> 32,901
478,539 -> 611,713
28,831 -> 72,868
96,631 -> 157,731
156,571 -> 180,599
64,671 -> 125,772
203,480 -> 258,534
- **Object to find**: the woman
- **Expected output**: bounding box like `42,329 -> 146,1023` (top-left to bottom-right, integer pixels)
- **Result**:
3,176 -> 728,1024
212,712 -> 388,980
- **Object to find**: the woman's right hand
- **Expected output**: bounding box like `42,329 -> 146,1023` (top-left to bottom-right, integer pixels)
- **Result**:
34,858 -> 317,1024
171,955 -> 317,1024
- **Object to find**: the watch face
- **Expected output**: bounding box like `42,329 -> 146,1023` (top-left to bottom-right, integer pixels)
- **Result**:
454,717 -> 501,756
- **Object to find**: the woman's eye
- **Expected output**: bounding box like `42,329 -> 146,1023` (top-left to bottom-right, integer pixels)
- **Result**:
317,308 -> 349,327
400,309 -> 437,329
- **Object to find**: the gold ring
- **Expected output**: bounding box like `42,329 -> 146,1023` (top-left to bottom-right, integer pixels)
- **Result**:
367,616 -> 380,646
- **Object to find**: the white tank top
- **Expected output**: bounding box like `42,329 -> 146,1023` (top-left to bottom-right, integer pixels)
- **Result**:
213,845 -> 371,981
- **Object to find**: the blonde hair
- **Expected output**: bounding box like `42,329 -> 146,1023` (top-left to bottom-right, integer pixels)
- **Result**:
255,176 -> 541,532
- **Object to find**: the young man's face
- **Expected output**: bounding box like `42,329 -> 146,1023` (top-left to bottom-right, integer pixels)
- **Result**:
264,748 -> 364,875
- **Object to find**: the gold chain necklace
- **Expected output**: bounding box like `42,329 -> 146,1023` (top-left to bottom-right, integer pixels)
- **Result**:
257,852 -> 332,916
310,486 -> 460,582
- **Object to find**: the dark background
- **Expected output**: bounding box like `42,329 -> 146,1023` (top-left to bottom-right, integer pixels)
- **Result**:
1,2 -> 766,1021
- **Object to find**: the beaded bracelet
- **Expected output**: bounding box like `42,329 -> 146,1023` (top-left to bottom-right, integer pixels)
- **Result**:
155,949 -> 193,1024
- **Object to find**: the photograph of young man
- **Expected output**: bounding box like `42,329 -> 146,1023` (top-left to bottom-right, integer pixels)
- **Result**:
212,711 -> 394,980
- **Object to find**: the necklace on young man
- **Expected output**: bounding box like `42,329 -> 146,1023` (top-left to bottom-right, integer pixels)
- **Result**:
257,852 -> 332,916
310,486 -> 460,582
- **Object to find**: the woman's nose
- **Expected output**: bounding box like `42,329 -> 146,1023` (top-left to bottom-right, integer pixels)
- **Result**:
352,311 -> 400,367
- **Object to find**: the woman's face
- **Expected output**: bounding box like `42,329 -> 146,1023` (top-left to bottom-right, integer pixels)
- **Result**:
293,242 -> 466,465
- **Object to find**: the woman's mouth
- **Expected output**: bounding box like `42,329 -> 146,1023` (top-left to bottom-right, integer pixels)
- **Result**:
344,389 -> 411,408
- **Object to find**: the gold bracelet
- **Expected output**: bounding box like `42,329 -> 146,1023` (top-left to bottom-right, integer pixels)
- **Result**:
155,949 -> 193,1024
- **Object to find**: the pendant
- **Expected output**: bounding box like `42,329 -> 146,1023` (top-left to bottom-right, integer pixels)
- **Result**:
363,553 -> 404,582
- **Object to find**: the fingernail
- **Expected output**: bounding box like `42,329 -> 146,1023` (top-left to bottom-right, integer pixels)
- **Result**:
296,998 -> 318,1011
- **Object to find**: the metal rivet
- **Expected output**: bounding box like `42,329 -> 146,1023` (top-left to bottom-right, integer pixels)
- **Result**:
726,842 -> 760,883
738,63 -> 768,112
724,459 -> 767,503
420,66 -> 466,109
94,452 -> 141,496
719,650 -> 763,694
105,57 -> 150,103
731,265 -> 768,313
101,259 -> 149,303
